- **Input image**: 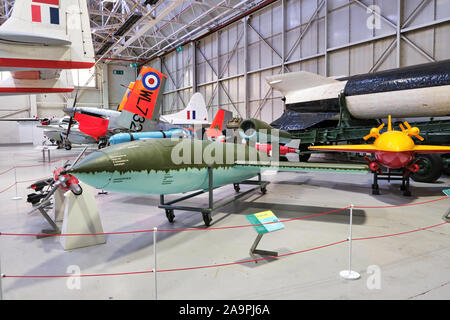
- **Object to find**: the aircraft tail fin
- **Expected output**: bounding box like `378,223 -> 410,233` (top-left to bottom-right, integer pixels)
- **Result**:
205,109 -> 233,138
117,82 -> 135,111
117,67 -> 167,132
160,92 -> 209,125
206,109 -> 225,138
0,0 -> 94,67
184,92 -> 209,123
266,71 -> 339,93
0,70 -> 73,95
266,71 -> 342,105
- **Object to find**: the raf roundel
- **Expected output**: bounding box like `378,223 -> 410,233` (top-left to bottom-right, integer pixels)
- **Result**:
142,72 -> 160,91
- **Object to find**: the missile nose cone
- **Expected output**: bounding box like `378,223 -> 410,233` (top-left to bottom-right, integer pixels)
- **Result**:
69,151 -> 113,190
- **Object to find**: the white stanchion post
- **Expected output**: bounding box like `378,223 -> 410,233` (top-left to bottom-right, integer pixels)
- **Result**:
153,227 -> 158,300
0,235 -> 3,300
340,204 -> 360,280
11,168 -> 22,200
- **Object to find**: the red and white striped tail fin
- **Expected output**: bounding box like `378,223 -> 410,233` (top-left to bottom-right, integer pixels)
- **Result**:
0,0 -> 94,70
0,69 -> 74,95
0,0 -> 94,95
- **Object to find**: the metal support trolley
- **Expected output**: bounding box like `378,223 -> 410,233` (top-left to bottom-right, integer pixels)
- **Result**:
371,169 -> 411,196
158,166 -> 269,226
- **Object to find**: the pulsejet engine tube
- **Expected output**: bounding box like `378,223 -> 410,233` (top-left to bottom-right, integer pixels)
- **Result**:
239,118 -> 292,144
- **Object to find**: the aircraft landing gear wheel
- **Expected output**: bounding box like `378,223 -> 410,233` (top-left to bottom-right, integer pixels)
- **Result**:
64,143 -> 72,150
233,183 -> 240,192
202,210 -> 212,227
165,209 -> 175,223
411,154 -> 443,183
260,186 -> 267,194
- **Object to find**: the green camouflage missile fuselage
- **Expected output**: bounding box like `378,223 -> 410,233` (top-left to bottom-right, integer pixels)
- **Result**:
70,139 -> 264,194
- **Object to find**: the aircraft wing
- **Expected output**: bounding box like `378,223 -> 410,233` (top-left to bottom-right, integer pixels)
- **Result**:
38,125 -> 68,131
413,145 -> 450,154
235,161 -> 369,174
308,144 -> 377,153
0,118 -> 39,122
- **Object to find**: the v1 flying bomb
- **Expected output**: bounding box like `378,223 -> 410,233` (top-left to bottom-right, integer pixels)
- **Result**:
65,120 -> 368,226
309,116 -> 450,196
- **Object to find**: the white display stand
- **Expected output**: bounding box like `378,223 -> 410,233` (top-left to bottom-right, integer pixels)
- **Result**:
59,182 -> 106,250
52,188 -> 66,222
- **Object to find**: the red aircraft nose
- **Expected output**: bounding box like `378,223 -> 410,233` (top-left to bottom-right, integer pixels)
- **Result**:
374,151 -> 415,169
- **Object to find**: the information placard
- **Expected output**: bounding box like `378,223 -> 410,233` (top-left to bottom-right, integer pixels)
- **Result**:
246,210 -> 284,234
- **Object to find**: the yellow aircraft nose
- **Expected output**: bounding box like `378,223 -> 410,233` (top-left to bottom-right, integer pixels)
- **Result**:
373,131 -> 415,152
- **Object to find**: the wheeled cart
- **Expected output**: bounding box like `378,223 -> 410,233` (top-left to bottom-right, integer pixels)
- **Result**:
371,169 -> 412,196
158,167 -> 269,226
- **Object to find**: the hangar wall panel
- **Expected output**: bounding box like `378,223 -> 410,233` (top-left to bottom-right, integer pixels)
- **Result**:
155,0 -> 450,123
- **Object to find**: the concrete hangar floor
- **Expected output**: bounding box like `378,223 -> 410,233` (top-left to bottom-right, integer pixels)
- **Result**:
0,144 -> 449,300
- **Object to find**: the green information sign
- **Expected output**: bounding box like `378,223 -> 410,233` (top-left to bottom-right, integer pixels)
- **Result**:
113,70 -> 124,75
246,210 -> 284,234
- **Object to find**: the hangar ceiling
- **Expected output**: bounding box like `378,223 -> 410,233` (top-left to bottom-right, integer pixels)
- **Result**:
0,0 -> 449,125
0,0 -> 269,62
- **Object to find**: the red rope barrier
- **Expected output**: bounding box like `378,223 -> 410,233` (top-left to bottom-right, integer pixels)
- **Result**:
0,228 -> 158,237
17,177 -> 51,184
0,155 -> 77,177
1,209 -> 449,279
353,221 -> 450,241
2,240 -> 348,278
0,167 -> 15,176
0,183 -> 16,194
157,239 -> 349,273
1,196 -> 449,237
355,196 -> 450,209
3,270 -> 154,279
0,206 -> 351,237
0,177 -> 51,195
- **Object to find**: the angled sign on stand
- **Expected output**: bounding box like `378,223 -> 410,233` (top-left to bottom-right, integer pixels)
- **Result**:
246,210 -> 284,262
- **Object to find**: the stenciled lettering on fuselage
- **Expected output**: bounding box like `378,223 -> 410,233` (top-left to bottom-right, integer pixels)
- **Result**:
161,173 -> 174,185
110,154 -> 129,167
